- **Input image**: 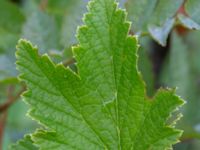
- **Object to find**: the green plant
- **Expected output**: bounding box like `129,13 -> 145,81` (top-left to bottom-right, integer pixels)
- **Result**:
1,0 -> 200,149
10,0 -> 184,149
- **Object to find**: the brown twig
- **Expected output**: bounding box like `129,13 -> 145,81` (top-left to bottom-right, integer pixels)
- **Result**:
180,132 -> 200,143
0,85 -> 15,150
0,85 -> 26,113
0,85 -> 26,149
0,112 -> 7,150
63,58 -> 76,67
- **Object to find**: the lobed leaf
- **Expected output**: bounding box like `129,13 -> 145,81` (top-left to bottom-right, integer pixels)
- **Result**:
14,0 -> 184,149
9,135 -> 38,150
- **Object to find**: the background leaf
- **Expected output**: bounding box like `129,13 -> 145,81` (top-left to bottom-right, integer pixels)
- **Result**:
126,0 -> 183,45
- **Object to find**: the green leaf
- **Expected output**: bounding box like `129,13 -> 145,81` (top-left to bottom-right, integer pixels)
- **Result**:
44,0 -> 79,15
160,32 -> 200,139
0,28 -> 19,53
15,0 -> 184,149
177,14 -> 200,30
148,18 -> 175,46
0,55 -> 17,81
161,32 -> 190,102
184,31 -> 200,74
185,0 -> 200,25
0,28 -> 19,81
22,10 -> 60,53
0,1 -> 25,81
126,0 -> 183,45
60,0 -> 88,48
138,37 -> 155,96
126,0 -> 183,31
181,31 -> 200,130
9,135 -> 38,150
0,0 -> 25,34
35,0 -> 88,50
22,0 -> 38,17
0,0 -> 25,82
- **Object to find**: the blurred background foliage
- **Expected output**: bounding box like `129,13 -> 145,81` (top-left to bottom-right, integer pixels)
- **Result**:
0,0 -> 200,149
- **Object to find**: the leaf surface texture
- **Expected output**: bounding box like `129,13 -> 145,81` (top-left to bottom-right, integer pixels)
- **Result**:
15,0 -> 184,149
